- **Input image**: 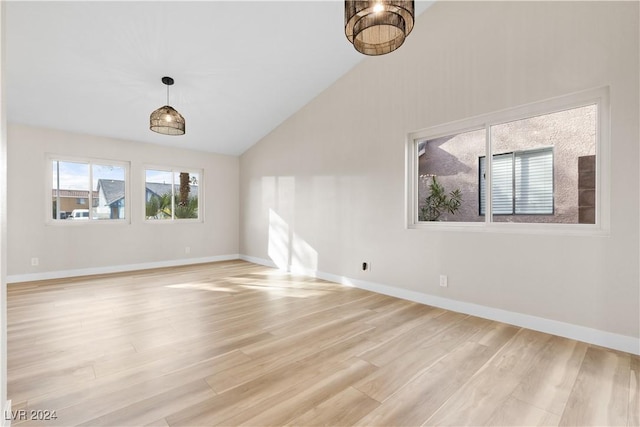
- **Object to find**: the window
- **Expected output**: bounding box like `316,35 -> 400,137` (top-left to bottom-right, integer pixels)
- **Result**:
479,148 -> 554,215
50,158 -> 128,222
407,87 -> 608,231
144,168 -> 201,221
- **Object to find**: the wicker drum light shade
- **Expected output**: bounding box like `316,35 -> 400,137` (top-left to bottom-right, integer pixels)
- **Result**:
345,0 -> 415,56
150,77 -> 185,136
150,105 -> 185,135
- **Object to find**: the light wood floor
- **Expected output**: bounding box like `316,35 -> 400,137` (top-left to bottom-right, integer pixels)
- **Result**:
7,260 -> 640,426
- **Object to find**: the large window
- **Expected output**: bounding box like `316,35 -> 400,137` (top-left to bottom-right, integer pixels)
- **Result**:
50,158 -> 128,222
144,168 -> 201,221
407,88 -> 608,230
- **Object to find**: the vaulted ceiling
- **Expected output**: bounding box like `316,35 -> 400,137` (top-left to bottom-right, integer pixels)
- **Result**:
6,1 -> 432,155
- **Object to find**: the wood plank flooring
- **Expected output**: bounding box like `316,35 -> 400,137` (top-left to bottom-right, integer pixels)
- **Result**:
6,260 -> 640,426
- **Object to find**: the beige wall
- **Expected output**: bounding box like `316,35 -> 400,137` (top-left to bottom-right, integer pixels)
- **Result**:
240,2 -> 639,339
7,124 -> 240,277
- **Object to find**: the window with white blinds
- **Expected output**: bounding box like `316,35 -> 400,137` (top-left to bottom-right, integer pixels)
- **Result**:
479,148 -> 554,215
515,149 -> 554,214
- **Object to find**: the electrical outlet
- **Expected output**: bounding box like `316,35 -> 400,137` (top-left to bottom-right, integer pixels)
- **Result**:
185,246 -> 191,254
362,261 -> 371,271
439,275 -> 448,287
31,257 -> 39,266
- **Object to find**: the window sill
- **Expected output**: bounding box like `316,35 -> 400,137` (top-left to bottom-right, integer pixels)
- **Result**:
46,219 -> 130,226
143,219 -> 203,224
408,221 -> 609,237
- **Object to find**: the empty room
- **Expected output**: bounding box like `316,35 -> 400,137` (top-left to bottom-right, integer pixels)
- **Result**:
0,1 -> 639,426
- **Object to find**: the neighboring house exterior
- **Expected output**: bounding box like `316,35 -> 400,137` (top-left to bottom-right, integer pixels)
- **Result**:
145,182 -> 166,202
91,180 -> 198,220
144,181 -> 199,220
144,182 -> 197,203
51,189 -> 98,218
53,180 -> 199,221
96,179 -> 126,219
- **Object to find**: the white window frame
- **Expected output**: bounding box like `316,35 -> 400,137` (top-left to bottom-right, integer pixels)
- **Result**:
405,87 -> 610,235
46,154 -> 130,225
142,165 -> 204,223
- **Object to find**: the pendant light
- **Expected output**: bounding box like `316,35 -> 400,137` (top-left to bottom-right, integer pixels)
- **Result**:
345,0 -> 415,56
150,76 -> 185,136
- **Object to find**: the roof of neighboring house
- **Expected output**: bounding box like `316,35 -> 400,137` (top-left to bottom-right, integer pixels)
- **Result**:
97,179 -> 126,205
146,182 -> 198,199
145,182 -> 171,198
52,189 -> 98,198
91,180 -> 198,206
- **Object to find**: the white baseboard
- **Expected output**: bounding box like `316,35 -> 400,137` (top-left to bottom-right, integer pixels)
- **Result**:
6,254 -> 241,284
2,400 -> 11,427
239,254 -> 277,269
241,255 -> 640,356
7,253 -> 639,355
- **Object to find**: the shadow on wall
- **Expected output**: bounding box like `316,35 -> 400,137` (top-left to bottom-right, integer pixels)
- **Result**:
420,136 -> 473,177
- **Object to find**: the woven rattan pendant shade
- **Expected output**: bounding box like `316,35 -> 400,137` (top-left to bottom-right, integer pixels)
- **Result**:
150,105 -> 185,135
150,77 -> 185,136
345,0 -> 414,56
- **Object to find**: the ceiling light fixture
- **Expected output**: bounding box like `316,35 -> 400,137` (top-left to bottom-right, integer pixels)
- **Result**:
345,0 -> 415,56
150,76 -> 185,136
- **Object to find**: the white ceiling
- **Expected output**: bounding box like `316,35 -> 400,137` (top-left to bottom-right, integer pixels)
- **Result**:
5,1 -> 432,156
